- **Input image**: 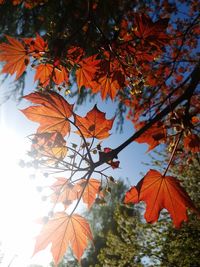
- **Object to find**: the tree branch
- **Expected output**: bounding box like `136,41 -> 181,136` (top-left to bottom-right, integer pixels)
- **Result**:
94,61 -> 200,167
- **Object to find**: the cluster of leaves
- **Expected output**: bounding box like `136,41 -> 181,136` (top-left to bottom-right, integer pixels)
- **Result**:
0,0 -> 200,266
0,0 -> 47,9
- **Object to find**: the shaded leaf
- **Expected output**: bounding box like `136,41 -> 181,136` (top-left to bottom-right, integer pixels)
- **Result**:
134,14 -> 169,49
184,133 -> 200,153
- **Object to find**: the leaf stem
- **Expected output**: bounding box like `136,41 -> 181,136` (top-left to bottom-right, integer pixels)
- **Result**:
162,131 -> 183,177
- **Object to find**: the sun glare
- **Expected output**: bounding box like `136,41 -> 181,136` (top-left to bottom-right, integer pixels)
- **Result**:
0,121 -> 52,265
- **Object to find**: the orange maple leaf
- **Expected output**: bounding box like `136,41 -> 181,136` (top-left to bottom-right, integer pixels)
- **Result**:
0,35 -> 29,79
76,55 -> 100,92
75,105 -> 114,139
77,178 -> 102,208
124,169 -> 199,228
34,63 -> 53,86
24,33 -> 48,58
21,91 -> 73,137
98,75 -> 121,100
135,121 -> 167,152
50,178 -> 81,209
33,212 -> 93,265
34,64 -> 69,86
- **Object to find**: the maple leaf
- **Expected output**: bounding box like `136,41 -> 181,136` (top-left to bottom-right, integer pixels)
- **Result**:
67,46 -> 85,65
77,178 -> 102,208
134,13 -> 169,49
135,121 -> 167,152
98,75 -> 121,100
0,35 -> 29,79
24,33 -> 48,58
50,178 -> 81,209
53,65 -> 69,85
34,64 -> 69,86
34,212 -> 93,265
75,105 -> 114,139
21,91 -> 73,137
124,169 -> 199,228
31,132 -> 67,162
34,63 -> 53,86
76,55 -> 100,92
184,133 -> 200,153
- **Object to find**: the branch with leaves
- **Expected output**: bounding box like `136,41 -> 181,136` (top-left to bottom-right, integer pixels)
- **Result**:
0,1 -> 200,266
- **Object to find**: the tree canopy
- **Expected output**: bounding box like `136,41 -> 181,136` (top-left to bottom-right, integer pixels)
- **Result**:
0,0 -> 199,266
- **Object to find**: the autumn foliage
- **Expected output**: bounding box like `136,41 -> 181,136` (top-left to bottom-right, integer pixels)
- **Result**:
0,0 -> 200,265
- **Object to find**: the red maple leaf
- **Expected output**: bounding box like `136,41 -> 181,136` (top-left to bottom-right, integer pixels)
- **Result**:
76,55 -> 100,92
75,105 -> 114,139
184,133 -> 200,153
24,33 -> 48,58
124,169 -> 199,228
135,121 -> 167,152
134,13 -> 169,49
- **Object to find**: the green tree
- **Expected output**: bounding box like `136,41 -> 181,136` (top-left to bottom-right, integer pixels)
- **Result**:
95,205 -> 144,267
86,156 -> 200,267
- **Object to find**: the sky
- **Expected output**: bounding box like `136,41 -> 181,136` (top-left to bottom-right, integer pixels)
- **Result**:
0,72 -> 151,266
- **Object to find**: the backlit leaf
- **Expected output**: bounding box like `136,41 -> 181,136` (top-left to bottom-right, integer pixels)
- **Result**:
50,178 -> 81,209
0,35 -> 29,79
98,75 -> 121,100
124,169 -> 199,228
24,33 -> 48,58
21,91 -> 73,137
77,178 -> 102,208
75,105 -> 114,139
34,64 -> 69,87
34,212 -> 93,265
76,55 -> 100,91
31,132 -> 67,162
135,121 -> 167,152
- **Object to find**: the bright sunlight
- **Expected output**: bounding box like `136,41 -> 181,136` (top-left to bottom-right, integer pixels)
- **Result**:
0,104 -> 52,266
